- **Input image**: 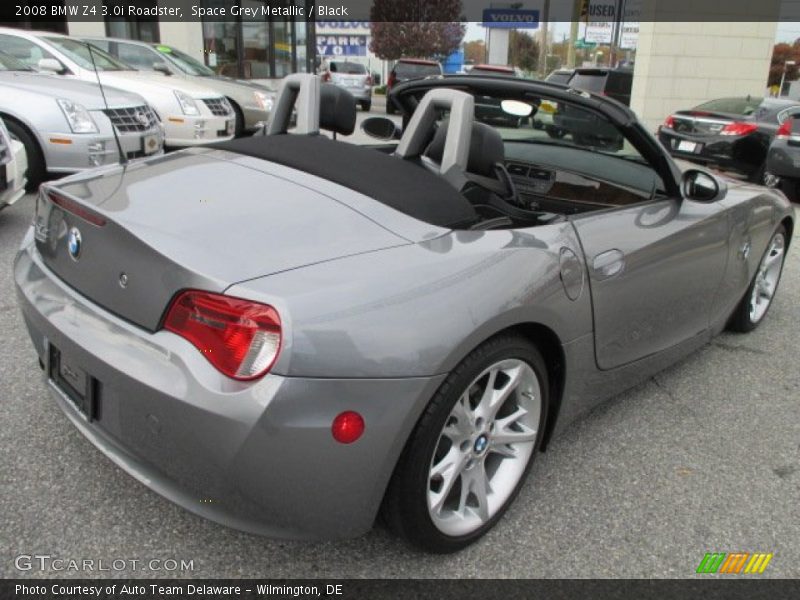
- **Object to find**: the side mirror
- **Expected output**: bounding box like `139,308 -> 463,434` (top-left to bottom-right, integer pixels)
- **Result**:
361,116 -> 401,141
153,62 -> 173,75
681,169 -> 721,201
37,58 -> 65,74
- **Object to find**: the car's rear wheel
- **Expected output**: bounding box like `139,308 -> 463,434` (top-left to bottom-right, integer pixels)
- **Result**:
361,100 -> 372,112
383,334 -> 547,553
5,118 -> 45,192
728,226 -> 787,332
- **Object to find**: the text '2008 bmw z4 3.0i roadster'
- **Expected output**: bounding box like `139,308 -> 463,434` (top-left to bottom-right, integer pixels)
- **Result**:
14,74 -> 794,553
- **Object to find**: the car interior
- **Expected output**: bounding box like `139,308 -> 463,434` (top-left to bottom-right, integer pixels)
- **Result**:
214,74 -> 668,231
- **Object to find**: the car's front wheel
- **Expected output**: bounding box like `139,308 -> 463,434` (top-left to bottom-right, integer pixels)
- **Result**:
383,334 -> 548,553
728,225 -> 788,332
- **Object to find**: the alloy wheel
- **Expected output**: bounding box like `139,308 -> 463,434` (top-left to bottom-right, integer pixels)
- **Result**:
749,232 -> 786,323
427,358 -> 541,537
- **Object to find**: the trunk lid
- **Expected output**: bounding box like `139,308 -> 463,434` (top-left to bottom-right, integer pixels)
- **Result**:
671,110 -> 742,136
34,151 -> 408,331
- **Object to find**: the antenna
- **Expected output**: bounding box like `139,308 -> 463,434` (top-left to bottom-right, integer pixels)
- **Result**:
86,42 -> 127,167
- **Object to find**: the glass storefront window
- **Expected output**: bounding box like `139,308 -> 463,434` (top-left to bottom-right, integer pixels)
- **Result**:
241,0 -> 271,78
202,19 -> 238,77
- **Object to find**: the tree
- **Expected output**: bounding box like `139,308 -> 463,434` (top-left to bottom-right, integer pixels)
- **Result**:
769,41 -> 800,88
369,0 -> 466,60
463,40 -> 486,65
509,30 -> 539,73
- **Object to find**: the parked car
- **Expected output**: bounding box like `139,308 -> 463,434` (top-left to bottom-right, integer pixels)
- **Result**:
545,68 -> 574,85
0,116 -> 26,209
16,73 -> 793,553
568,67 -> 633,105
386,58 -> 442,113
659,96 -> 800,183
0,28 -> 235,148
320,60 -> 372,111
81,37 -> 274,136
0,50 -> 163,190
766,114 -> 800,199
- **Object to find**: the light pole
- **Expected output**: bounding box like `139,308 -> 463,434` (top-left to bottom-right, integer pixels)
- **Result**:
779,60 -> 796,97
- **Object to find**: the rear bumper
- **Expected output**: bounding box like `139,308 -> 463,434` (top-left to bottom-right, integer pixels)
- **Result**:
14,236 -> 444,540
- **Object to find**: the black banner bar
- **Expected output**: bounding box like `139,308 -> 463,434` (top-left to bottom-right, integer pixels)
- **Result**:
2,0 -> 800,23
2,579 -> 800,600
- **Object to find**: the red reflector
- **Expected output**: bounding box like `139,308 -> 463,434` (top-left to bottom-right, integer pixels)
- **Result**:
776,118 -> 793,139
720,122 -> 758,136
332,411 -> 365,444
163,290 -> 281,381
48,190 -> 106,227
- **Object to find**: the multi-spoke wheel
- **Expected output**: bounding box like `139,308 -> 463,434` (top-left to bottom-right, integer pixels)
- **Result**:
728,226 -> 788,332
383,335 -> 547,553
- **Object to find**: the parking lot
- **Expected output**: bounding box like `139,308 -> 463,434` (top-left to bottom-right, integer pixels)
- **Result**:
1,183 -> 798,578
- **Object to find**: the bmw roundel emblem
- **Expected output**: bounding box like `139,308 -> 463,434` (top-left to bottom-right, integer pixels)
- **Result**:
67,227 -> 82,261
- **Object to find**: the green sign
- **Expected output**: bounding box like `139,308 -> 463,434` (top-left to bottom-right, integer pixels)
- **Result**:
574,38 -> 597,50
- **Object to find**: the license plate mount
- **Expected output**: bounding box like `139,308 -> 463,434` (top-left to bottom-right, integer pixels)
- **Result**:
142,133 -> 160,155
48,344 -> 98,421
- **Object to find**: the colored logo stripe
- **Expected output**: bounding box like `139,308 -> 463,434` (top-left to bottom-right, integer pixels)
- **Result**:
696,552 -> 773,574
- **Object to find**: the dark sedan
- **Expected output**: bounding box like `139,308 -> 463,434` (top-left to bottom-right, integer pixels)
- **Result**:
766,114 -> 800,200
658,96 -> 800,183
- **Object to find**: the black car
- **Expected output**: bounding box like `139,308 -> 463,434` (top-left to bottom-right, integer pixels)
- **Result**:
766,113 -> 800,199
659,96 -> 800,183
568,67 -> 633,105
386,59 -> 442,114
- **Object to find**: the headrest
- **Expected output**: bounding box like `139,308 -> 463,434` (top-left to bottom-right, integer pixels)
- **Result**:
425,119 -> 505,177
320,84 -> 356,136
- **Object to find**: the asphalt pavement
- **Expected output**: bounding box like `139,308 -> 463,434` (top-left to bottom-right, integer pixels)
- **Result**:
1,153 -> 799,578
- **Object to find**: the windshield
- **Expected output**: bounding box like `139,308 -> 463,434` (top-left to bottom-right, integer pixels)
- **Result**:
330,62 -> 366,74
44,37 -> 130,71
0,50 -> 33,71
154,44 -> 215,76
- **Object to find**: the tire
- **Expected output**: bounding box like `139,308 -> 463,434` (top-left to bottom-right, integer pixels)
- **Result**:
383,334 -> 548,553
361,101 -> 372,112
750,161 -> 768,185
727,225 -> 788,332
5,118 -> 45,192
386,101 -> 396,115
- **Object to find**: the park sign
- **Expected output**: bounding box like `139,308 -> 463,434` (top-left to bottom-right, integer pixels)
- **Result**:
482,9 -> 540,29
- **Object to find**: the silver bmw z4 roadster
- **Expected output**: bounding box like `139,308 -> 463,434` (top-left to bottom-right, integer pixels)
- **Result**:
14,74 -> 793,553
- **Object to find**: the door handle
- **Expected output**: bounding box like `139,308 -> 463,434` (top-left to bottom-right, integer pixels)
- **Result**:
592,249 -> 625,280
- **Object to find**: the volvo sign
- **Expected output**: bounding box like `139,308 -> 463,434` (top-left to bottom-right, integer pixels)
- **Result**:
482,9 -> 540,29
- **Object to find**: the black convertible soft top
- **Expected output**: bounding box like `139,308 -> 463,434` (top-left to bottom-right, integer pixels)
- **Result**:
212,135 -> 478,229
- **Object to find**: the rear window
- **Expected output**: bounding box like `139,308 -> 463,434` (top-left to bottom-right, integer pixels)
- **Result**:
394,62 -> 440,79
470,66 -> 513,77
330,62 -> 366,74
606,72 -> 632,94
693,97 -> 764,116
569,72 -> 608,93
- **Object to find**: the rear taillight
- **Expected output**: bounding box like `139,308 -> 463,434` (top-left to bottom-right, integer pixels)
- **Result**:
47,189 -> 107,227
776,118 -> 793,139
163,290 -> 281,381
366,74 -> 373,86
321,71 -> 331,82
720,122 -> 758,136
663,115 -> 676,129
387,72 -> 396,90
